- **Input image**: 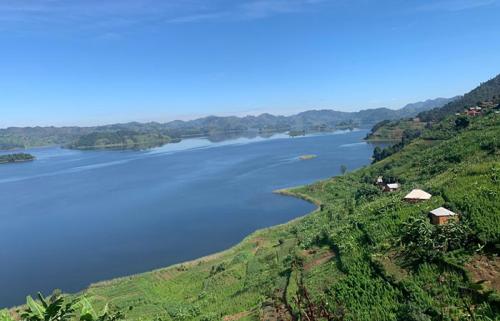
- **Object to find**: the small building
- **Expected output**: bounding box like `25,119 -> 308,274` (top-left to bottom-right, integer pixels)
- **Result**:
384,183 -> 401,192
376,176 -> 384,186
404,189 -> 432,203
466,109 -> 481,117
429,207 -> 458,225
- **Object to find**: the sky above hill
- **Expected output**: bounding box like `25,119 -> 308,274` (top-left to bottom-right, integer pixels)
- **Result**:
1,0 -> 500,127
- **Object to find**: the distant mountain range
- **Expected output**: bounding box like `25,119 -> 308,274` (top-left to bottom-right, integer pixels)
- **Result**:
398,97 -> 460,115
0,97 -> 456,150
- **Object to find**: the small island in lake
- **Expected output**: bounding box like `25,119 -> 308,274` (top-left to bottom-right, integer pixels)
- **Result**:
299,154 -> 317,160
0,153 -> 35,164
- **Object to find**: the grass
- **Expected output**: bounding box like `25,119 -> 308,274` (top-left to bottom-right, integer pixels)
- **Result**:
365,119 -> 425,142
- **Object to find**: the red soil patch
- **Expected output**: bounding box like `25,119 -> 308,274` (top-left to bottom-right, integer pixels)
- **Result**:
303,250 -> 335,271
223,311 -> 251,321
465,255 -> 500,292
251,237 -> 267,254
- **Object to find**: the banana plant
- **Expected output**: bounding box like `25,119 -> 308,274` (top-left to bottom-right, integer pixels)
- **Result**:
21,293 -> 75,321
78,297 -> 123,321
19,293 -> 123,321
0,309 -> 14,321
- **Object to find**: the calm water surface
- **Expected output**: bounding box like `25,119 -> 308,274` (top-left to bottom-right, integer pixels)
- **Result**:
0,130 -> 376,307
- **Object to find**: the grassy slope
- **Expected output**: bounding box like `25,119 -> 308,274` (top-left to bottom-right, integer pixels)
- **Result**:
365,119 -> 425,141
69,113 -> 500,321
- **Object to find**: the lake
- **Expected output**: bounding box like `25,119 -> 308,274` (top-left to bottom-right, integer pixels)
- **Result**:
0,130 -> 378,307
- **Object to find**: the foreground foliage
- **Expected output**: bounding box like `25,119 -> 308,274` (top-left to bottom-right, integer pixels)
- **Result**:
2,293 -> 123,321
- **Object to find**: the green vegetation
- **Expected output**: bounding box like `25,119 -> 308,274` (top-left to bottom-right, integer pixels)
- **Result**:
1,292 -> 124,321
66,131 -> 176,150
6,104 -> 498,321
365,119 -> 426,142
0,153 -> 35,164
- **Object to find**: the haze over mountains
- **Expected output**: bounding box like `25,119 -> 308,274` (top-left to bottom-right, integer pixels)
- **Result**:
0,97 -> 456,150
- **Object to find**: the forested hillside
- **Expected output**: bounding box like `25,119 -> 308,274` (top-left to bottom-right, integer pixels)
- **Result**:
4,101 -> 499,321
366,74 -> 500,142
419,74 -> 500,121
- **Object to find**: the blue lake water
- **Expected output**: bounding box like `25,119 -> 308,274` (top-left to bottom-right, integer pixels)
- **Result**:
0,130 -> 377,307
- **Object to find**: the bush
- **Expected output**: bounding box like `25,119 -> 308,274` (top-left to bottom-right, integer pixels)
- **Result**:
355,184 -> 382,201
454,116 -> 470,129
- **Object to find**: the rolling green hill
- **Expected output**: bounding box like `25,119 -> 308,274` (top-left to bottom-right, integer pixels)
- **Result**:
5,102 -> 499,321
364,118 -> 426,142
66,130 -> 176,150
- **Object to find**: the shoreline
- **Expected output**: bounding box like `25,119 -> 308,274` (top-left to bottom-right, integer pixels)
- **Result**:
75,187 -> 321,297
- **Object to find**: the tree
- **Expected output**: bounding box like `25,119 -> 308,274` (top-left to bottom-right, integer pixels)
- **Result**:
454,116 -> 470,129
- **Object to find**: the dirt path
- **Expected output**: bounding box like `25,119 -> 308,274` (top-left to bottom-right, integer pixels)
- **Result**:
303,251 -> 335,271
223,311 -> 251,321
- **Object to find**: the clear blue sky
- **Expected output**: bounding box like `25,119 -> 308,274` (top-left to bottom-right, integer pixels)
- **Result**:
1,0 -> 500,127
